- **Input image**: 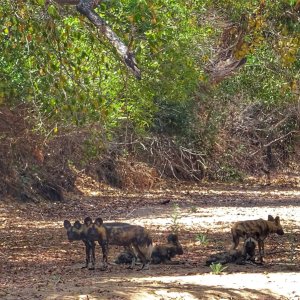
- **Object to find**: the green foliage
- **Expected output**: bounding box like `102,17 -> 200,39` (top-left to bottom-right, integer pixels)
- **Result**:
210,262 -> 228,275
195,233 -> 209,245
190,206 -> 197,213
0,0 -> 211,136
216,164 -> 244,182
0,0 -> 298,179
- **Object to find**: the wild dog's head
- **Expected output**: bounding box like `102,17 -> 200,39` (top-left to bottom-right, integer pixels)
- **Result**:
63,217 -> 92,241
268,215 -> 284,235
167,233 -> 183,255
86,217 -> 106,241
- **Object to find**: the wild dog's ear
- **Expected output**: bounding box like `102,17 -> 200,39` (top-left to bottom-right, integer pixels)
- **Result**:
84,217 -> 92,226
95,217 -> 103,226
167,234 -> 178,243
275,216 -> 280,224
74,220 -> 82,229
268,215 -> 274,221
63,220 -> 71,229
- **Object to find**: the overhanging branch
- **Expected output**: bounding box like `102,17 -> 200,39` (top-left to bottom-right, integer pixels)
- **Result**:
53,0 -> 141,79
53,0 -> 80,5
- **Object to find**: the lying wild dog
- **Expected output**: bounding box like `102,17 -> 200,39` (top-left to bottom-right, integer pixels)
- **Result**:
206,237 -> 256,266
230,215 -> 284,263
115,233 -> 183,265
115,250 -> 135,265
151,233 -> 183,264
87,218 -> 153,270
63,217 -> 131,270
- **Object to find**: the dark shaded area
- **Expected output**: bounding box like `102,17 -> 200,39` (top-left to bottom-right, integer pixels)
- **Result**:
0,107 -> 76,201
95,158 -> 122,188
33,180 -> 64,202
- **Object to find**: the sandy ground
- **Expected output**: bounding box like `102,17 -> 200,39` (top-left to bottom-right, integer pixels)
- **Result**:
0,182 -> 300,300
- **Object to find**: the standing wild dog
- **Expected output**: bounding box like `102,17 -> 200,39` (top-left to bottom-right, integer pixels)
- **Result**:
64,217 -> 96,269
115,233 -> 184,265
87,217 -> 153,270
64,217 -> 130,270
230,215 -> 284,263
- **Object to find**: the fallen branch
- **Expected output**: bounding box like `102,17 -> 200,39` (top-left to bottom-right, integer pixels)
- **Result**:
263,131 -> 298,148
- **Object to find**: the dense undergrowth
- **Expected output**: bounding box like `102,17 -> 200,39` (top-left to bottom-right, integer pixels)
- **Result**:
0,0 -> 299,200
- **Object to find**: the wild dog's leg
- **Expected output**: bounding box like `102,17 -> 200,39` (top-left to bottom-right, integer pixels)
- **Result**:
257,239 -> 264,263
124,245 -> 137,269
242,239 -> 247,258
260,239 -> 265,262
83,241 -> 90,268
128,256 -> 137,269
89,241 -> 96,270
230,228 -> 240,250
99,240 -> 108,270
261,240 -> 265,257
133,244 -> 150,270
83,240 -> 96,270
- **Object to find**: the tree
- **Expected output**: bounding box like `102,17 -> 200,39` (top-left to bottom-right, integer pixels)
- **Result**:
52,0 -> 141,79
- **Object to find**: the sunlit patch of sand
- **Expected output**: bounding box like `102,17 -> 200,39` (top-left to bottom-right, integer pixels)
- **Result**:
43,272 -> 299,300
131,290 -> 199,300
124,205 -> 300,231
130,272 -> 300,299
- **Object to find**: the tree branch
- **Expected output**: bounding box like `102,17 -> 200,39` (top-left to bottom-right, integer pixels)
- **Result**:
263,131 -> 298,148
53,0 -> 80,5
53,0 -> 141,79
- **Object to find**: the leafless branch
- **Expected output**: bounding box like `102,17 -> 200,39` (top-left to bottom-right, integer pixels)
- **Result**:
263,131 -> 298,148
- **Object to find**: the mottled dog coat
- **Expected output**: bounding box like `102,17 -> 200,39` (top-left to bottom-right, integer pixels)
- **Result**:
87,218 -> 153,269
64,218 -> 132,269
206,237 -> 257,266
115,233 -> 183,265
230,215 -> 284,262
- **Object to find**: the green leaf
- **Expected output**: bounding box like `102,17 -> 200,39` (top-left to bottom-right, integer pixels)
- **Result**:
47,5 -> 58,17
36,0 -> 46,6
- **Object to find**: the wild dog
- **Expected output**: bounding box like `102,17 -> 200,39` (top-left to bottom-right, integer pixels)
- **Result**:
63,217 -> 96,270
206,237 -> 256,266
115,250 -> 135,265
64,218 -> 130,270
242,237 -> 256,262
230,215 -> 284,263
115,233 -> 183,265
87,218 -> 153,270
151,233 -> 183,264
